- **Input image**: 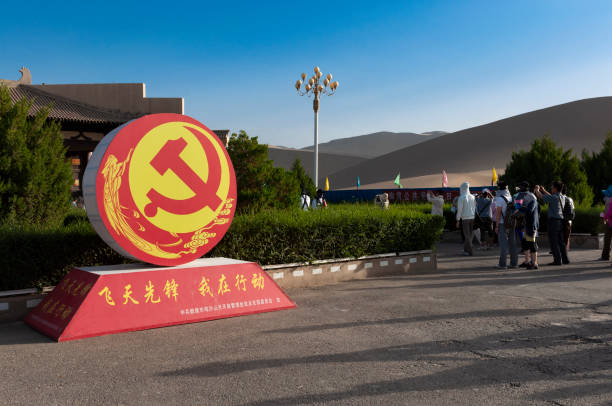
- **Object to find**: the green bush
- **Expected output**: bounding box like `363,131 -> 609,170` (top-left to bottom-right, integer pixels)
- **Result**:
209,206 -> 444,265
0,221 -> 129,291
582,133 -> 612,205
537,205 -> 605,234
0,205 -> 444,291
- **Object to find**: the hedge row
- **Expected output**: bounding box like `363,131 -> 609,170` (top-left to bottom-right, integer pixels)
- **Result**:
209,206 -> 444,264
0,206 -> 444,291
0,221 -> 129,291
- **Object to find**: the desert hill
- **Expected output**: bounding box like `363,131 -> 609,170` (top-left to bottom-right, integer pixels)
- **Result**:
327,97 -> 612,189
301,131 -> 446,159
267,145 -> 367,182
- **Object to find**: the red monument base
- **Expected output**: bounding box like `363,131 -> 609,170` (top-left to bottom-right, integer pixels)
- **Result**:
25,258 -> 296,341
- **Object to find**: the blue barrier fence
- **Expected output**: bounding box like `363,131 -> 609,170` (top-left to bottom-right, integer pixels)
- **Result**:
325,186 -> 493,204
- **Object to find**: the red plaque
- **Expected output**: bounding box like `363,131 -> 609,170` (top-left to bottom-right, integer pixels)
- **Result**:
25,259 -> 295,341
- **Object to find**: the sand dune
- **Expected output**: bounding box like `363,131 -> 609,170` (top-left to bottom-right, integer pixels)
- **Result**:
337,170 -> 498,190
267,145 -> 366,183
301,131 -> 445,158
329,97 -> 612,189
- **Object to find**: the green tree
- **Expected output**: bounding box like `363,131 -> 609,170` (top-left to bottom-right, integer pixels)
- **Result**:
267,166 -> 300,209
500,135 -> 593,206
0,86 -> 73,227
226,130 -> 300,211
582,133 -> 612,205
290,158 -> 316,198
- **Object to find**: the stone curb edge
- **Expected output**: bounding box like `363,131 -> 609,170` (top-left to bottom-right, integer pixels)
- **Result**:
0,251 -> 437,324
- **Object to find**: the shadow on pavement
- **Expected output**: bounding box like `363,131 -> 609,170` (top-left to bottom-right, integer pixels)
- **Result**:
0,322 -> 53,346
261,307 -> 572,335
156,319 -> 612,405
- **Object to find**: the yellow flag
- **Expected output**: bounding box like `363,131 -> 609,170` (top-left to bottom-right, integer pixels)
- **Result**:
325,177 -> 330,191
492,168 -> 498,185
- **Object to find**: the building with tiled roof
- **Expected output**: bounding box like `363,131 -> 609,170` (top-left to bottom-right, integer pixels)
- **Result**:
6,83 -> 138,125
1,67 -> 228,194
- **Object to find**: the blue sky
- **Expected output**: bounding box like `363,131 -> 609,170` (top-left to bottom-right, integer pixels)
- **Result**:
1,0 -> 612,148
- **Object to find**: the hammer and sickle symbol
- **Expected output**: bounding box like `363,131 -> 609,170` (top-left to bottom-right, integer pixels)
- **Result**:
144,127 -> 223,218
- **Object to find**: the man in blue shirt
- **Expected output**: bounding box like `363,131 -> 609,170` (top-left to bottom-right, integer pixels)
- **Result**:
535,181 -> 569,266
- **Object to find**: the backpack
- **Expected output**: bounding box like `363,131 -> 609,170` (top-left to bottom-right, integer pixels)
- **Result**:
501,196 -> 525,230
562,195 -> 575,221
476,198 -> 492,219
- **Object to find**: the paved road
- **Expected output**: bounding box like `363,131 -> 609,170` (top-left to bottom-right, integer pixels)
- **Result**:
1,244 -> 612,405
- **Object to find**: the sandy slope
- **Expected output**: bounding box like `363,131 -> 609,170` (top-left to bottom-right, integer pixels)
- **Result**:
301,131 -> 446,159
328,96 -> 612,189
267,145 -> 366,184
337,170 -> 498,189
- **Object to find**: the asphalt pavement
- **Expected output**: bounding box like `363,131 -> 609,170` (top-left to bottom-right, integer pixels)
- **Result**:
1,243 -> 611,405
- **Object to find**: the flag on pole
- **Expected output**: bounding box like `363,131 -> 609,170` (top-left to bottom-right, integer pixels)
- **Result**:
357,176 -> 360,188
442,170 -> 448,188
325,177 -> 330,191
394,173 -> 402,188
492,168 -> 498,185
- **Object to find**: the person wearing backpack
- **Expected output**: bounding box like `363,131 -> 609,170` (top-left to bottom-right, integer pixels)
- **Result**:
494,181 -> 518,269
535,181 -> 569,266
561,185 -> 575,251
515,181 -> 539,269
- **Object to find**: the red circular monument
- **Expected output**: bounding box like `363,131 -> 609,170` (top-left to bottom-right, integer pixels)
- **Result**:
83,114 -> 236,266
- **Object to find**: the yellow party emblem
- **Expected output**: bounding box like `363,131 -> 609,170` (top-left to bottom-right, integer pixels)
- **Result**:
83,114 -> 236,266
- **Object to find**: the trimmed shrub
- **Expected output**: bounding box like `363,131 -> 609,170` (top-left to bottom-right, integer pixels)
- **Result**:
209,206 -> 444,265
537,205 -> 605,234
0,221 -> 129,291
0,206 -> 444,291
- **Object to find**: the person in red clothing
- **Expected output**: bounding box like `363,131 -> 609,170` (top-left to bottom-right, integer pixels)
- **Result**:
600,185 -> 612,262
604,193 -> 612,267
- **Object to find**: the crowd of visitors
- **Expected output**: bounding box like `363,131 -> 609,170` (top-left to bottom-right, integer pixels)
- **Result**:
444,180 -> 612,270
302,180 -> 612,271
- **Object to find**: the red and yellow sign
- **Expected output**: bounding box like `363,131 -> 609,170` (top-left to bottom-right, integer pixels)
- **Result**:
83,114 -> 236,266
25,260 -> 296,341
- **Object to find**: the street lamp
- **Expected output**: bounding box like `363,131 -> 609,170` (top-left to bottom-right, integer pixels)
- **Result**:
295,67 -> 339,188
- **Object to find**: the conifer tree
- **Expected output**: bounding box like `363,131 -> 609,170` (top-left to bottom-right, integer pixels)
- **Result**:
0,86 -> 73,226
290,158 -> 316,198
